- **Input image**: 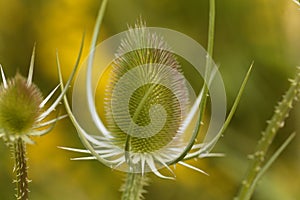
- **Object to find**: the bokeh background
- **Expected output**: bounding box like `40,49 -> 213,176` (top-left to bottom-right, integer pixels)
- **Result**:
0,0 -> 299,199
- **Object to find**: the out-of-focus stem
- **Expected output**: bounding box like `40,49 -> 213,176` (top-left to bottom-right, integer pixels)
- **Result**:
13,138 -> 29,200
121,172 -> 148,200
235,67 -> 300,200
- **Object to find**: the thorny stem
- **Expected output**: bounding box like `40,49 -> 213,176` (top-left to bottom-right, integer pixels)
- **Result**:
12,138 -> 30,200
121,173 -> 149,200
235,67 -> 300,200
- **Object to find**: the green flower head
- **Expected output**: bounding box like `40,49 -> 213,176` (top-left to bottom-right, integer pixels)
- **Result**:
0,74 -> 43,135
0,46 -> 71,144
60,21 -> 226,178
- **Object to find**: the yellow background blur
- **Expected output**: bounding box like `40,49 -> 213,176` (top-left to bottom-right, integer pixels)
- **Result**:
0,0 -> 299,199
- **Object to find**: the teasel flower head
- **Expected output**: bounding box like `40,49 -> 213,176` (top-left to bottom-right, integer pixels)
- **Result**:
60,20 -> 216,178
60,14 -> 251,179
0,45 -> 70,145
105,21 -> 190,174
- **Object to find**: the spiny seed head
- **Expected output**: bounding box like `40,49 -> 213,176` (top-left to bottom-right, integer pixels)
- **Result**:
61,18 -> 223,178
0,46 -> 68,145
105,20 -> 189,154
0,74 -> 43,137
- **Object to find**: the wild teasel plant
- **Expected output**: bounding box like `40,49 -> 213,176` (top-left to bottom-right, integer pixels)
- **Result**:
58,0 -> 253,199
0,45 -> 78,200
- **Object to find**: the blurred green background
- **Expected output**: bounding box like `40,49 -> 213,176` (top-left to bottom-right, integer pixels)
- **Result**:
0,0 -> 299,199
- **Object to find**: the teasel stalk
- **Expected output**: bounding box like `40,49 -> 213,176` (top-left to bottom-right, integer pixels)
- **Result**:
12,138 -> 29,200
0,44 -> 78,199
235,67 -> 300,200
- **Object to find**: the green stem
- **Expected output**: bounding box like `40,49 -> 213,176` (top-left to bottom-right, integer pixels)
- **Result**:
121,173 -> 148,200
12,138 -> 29,200
206,0 -> 215,77
168,0 -> 216,165
235,67 -> 300,200
201,0 -> 215,138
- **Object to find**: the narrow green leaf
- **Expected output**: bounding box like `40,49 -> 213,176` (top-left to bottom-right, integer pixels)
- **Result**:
243,132 -> 296,200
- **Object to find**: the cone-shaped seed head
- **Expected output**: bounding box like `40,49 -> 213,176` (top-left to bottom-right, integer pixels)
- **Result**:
104,21 -> 189,154
0,74 -> 43,135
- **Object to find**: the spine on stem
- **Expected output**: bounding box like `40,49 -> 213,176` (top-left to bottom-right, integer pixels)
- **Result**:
121,173 -> 149,200
235,67 -> 300,200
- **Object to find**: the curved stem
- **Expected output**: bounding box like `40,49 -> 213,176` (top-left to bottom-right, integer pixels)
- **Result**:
205,0 -> 215,78
12,138 -> 29,200
168,0 -> 216,165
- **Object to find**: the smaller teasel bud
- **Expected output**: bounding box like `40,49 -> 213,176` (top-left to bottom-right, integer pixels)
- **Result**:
0,43 -> 78,200
0,45 -> 74,145
0,73 -> 43,142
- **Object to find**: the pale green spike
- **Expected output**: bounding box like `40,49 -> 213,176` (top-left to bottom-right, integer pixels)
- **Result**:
293,0 -> 300,6
200,62 -> 254,154
0,64 -> 8,88
27,43 -> 36,86
39,85 -> 60,109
